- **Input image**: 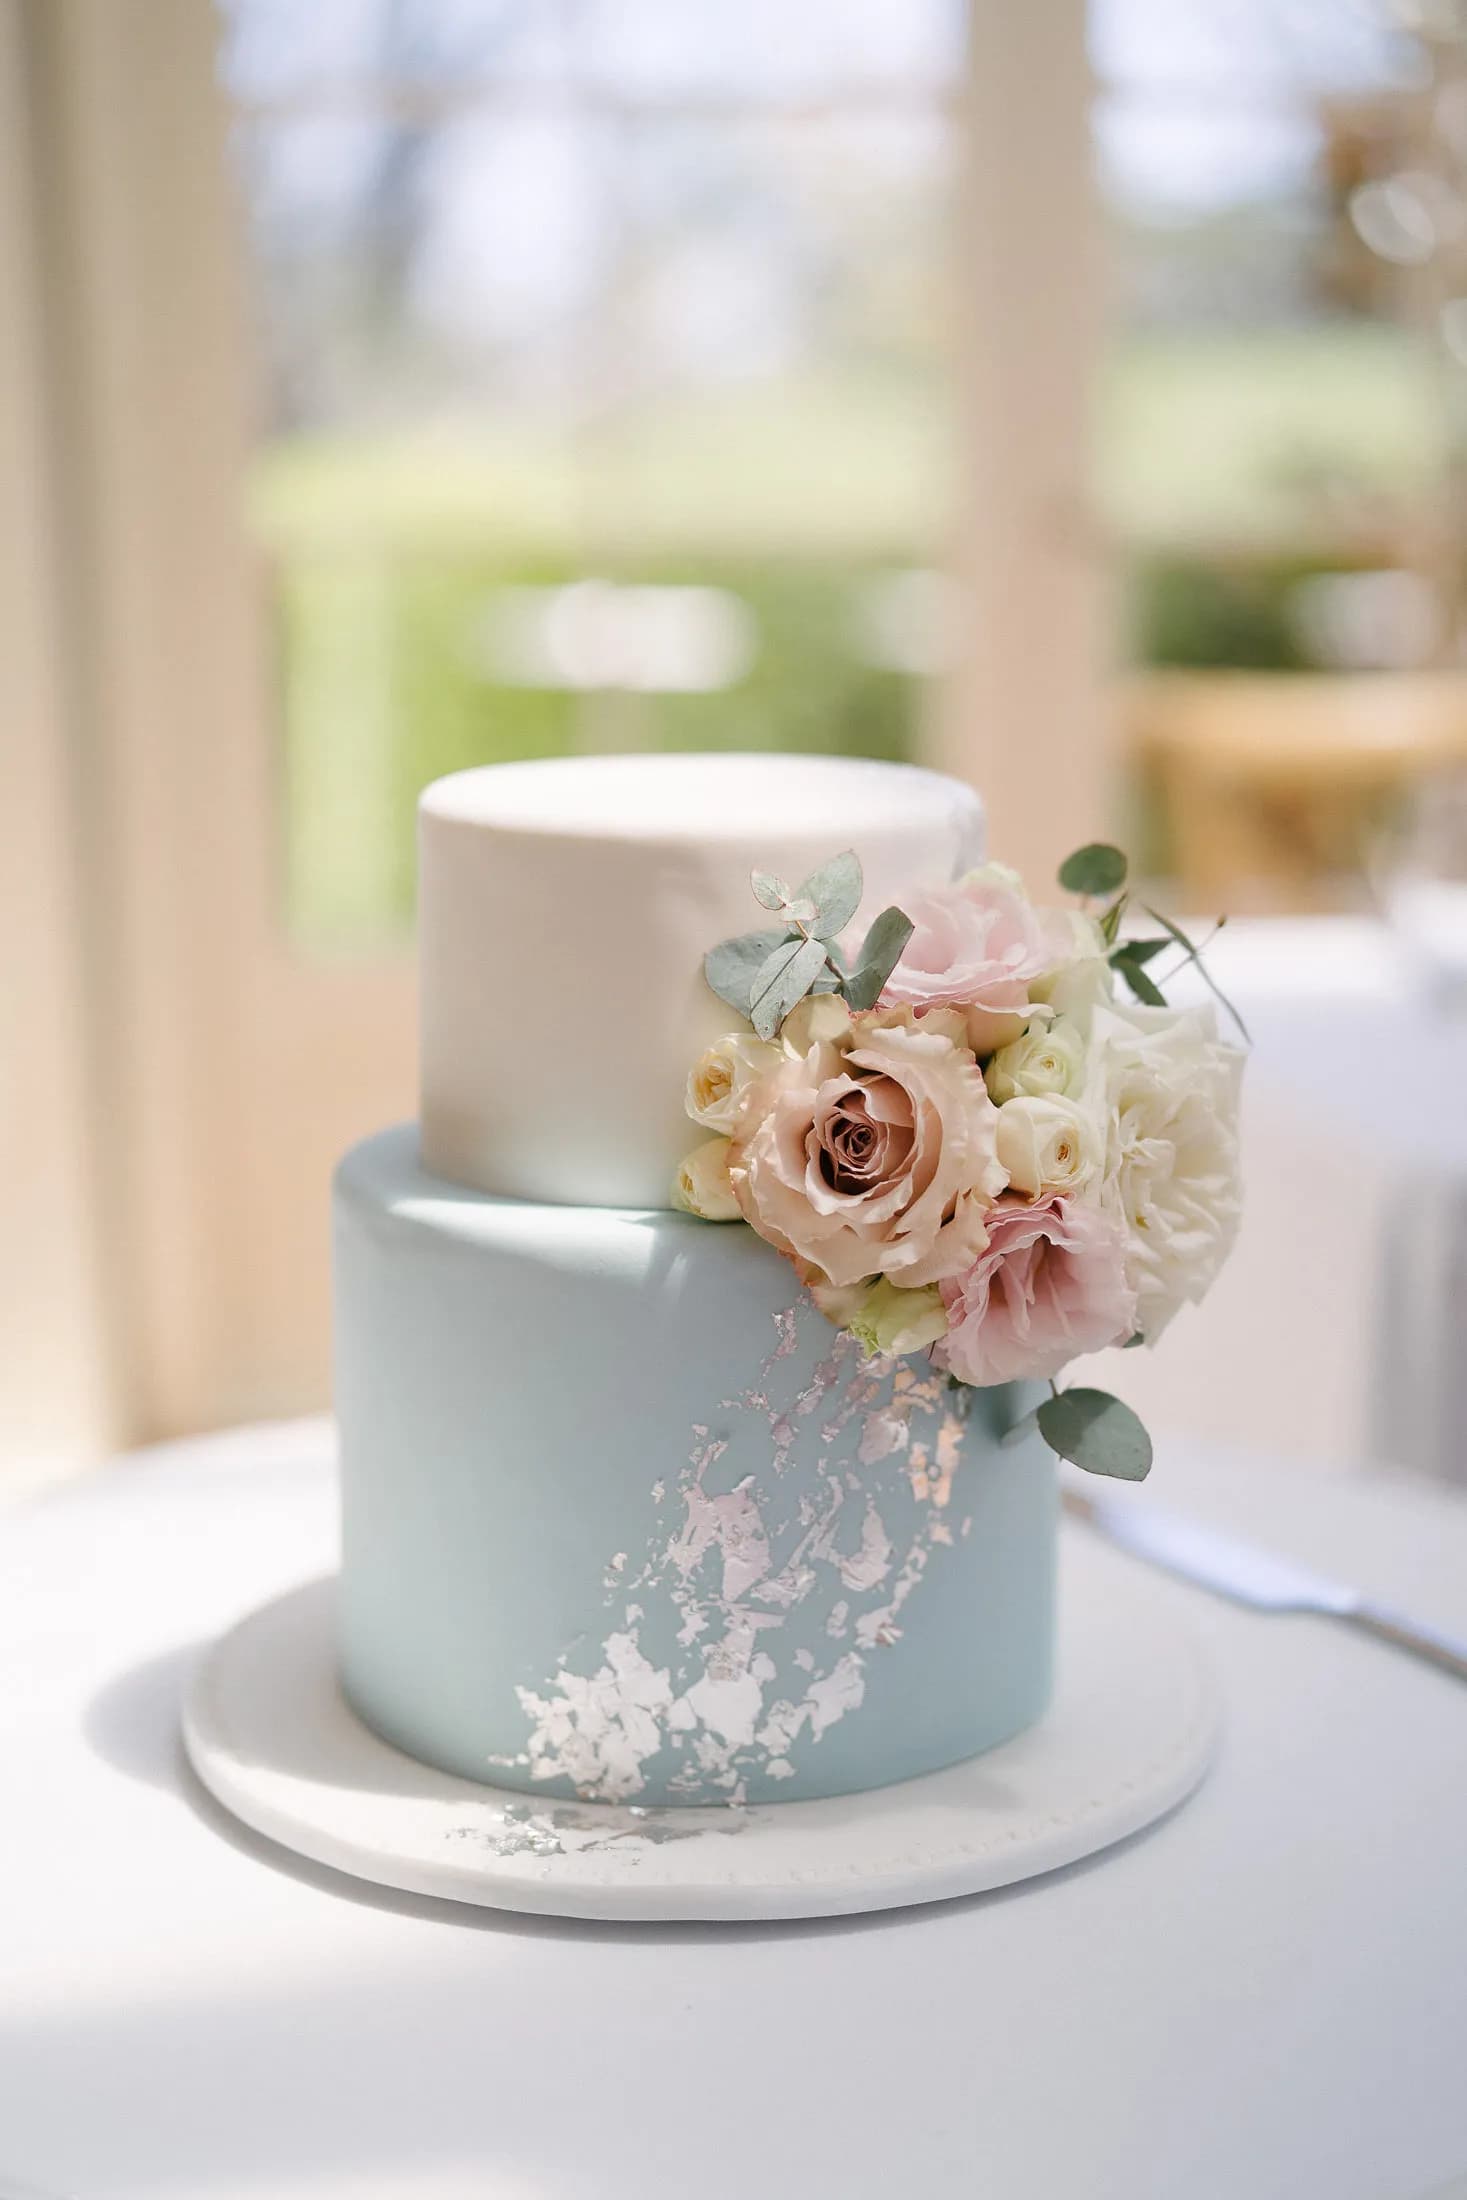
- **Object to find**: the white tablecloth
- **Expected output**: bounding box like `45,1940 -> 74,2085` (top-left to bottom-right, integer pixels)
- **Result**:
2,1418 -> 1465,2200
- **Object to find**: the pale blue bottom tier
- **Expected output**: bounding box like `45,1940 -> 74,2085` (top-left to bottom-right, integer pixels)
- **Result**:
334,1126 -> 1057,1806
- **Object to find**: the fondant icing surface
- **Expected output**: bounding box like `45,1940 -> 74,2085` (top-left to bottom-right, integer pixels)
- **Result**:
335,1126 -> 1056,1806
417,751 -> 985,1208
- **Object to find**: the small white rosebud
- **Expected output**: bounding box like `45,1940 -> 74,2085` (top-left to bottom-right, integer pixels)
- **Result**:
994,1093 -> 1103,1198
986,1017 -> 1088,1105
672,1137 -> 743,1221
685,1032 -> 782,1132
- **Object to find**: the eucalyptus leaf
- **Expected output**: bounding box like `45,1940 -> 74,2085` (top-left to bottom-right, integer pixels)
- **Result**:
1099,894 -> 1128,947
704,926 -> 796,1016
750,869 -> 793,913
796,849 -> 863,941
748,933 -> 829,1039
1058,843 -> 1128,898
1036,1388 -> 1153,1480
999,1402 -> 1040,1446
1112,953 -> 1167,1008
1109,935 -> 1170,966
783,896 -> 818,927
842,905 -> 915,1012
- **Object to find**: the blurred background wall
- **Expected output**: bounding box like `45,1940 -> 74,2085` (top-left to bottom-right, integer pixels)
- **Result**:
5,0 -> 1467,1484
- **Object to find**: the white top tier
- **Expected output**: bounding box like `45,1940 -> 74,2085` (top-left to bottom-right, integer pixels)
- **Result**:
419,752 -> 985,1208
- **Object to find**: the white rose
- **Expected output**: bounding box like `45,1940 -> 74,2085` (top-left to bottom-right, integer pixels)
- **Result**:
985,1015 -> 1088,1105
672,1137 -> 742,1220
685,1032 -> 783,1132
1085,1000 -> 1244,1338
994,1093 -> 1104,1198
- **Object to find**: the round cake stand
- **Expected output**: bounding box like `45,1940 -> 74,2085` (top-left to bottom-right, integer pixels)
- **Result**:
182,1541 -> 1218,1924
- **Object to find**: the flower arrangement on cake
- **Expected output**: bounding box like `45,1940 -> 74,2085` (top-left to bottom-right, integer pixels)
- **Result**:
674,843 -> 1246,1482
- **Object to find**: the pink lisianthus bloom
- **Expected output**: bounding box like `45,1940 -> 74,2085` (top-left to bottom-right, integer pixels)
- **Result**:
934,1193 -> 1136,1387
878,867 -> 1085,1053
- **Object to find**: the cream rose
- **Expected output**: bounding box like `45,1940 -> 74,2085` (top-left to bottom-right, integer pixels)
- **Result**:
985,1015 -> 1088,1105
685,1031 -> 783,1133
1085,1000 -> 1244,1338
865,1000 -> 974,1051
778,991 -> 853,1054
672,1137 -> 742,1220
994,1093 -> 1103,1198
728,1018 -> 1007,1288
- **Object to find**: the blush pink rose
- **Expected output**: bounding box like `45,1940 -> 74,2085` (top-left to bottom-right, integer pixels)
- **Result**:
879,871 -> 1081,1053
934,1194 -> 1136,1387
728,1019 -> 1006,1290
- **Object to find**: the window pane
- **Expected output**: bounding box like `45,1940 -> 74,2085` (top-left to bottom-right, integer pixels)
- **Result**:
591,115 -> 960,762
1095,91 -> 1440,552
238,108 -> 610,941
1090,0 -> 1422,99
1092,0 -> 1455,911
218,0 -> 571,100
582,0 -> 966,100
222,4 -> 967,944
237,112 -> 609,430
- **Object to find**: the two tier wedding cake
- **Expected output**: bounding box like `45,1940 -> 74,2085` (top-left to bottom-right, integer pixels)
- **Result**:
333,751 -> 1243,1808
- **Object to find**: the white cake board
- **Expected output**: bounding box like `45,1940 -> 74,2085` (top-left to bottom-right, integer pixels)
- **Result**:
183,1544 -> 1218,1923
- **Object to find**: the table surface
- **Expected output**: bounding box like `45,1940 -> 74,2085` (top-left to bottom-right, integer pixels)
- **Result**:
2,1419 -> 1466,2200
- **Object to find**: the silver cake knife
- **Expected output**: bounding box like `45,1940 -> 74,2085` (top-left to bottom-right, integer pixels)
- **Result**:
1063,1486 -> 1467,1682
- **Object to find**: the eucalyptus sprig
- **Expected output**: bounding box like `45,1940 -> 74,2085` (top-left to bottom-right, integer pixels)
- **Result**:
1056,840 -> 1250,1044
705,851 -> 914,1039
1002,1374 -> 1153,1478
1036,1384 -> 1154,1480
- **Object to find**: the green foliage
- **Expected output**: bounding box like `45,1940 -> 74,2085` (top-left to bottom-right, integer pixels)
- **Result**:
843,906 -> 916,1012
1072,849 -> 1248,1041
1111,952 -> 1167,1008
749,935 -> 829,1040
1098,894 -> 1128,948
704,927 -> 797,1017
1114,935 -> 1170,965
1131,559 -> 1310,672
751,870 -> 793,912
1058,842 -> 1129,898
703,850 -> 915,1035
1036,1388 -> 1154,1480
798,850 -> 863,940
1140,906 -> 1252,1045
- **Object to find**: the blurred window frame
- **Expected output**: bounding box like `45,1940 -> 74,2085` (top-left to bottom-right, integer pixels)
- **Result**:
4,0 -> 1103,1459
